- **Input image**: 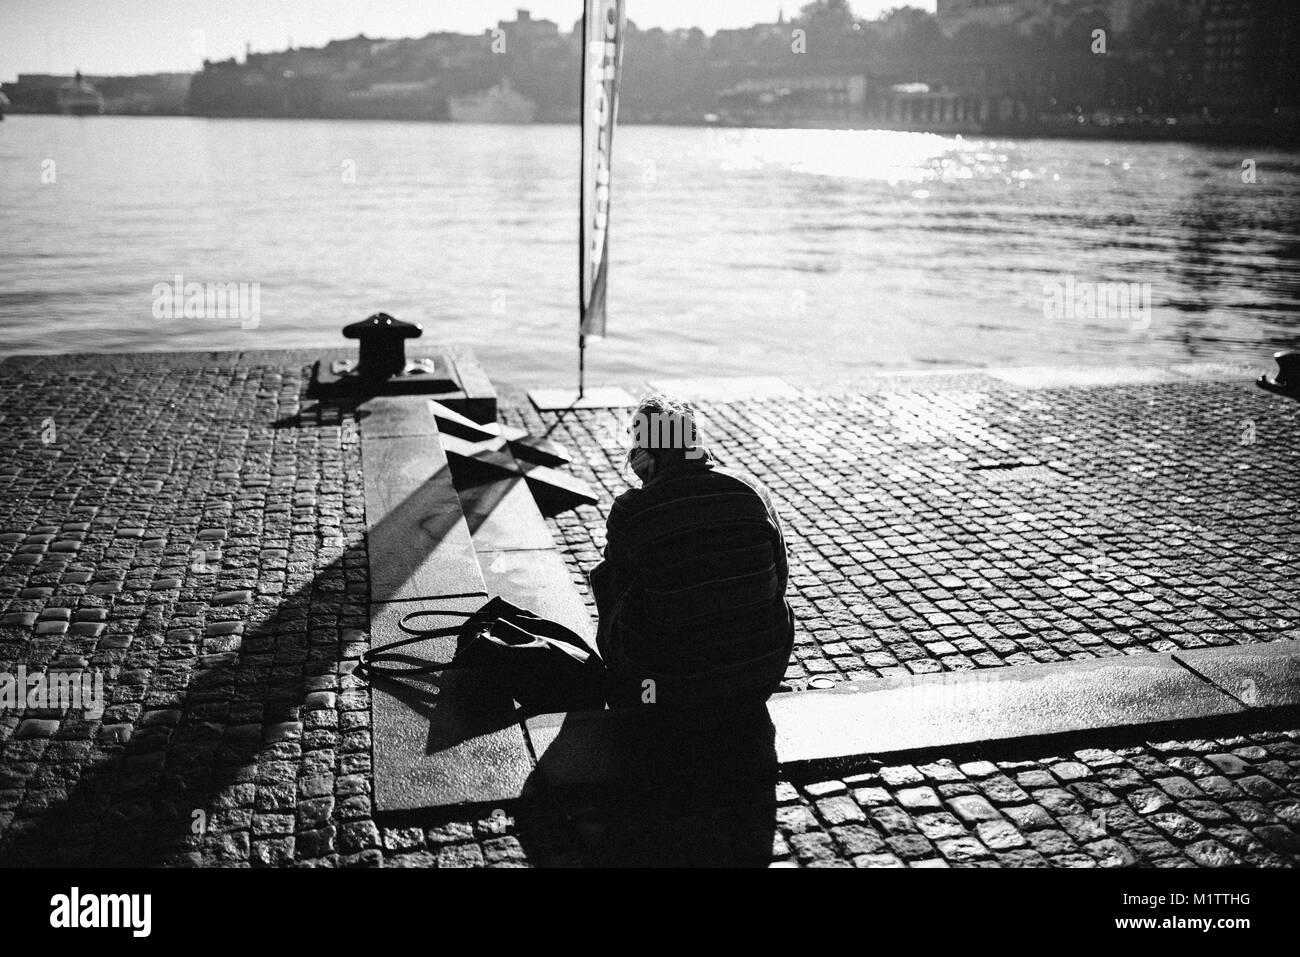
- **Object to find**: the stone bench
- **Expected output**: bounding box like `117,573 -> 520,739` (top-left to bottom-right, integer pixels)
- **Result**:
360,394 -> 598,812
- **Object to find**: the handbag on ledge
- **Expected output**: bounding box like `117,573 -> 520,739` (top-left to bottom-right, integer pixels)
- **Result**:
357,595 -> 607,715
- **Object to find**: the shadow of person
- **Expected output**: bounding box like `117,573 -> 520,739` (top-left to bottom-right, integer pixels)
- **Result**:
516,702 -> 778,867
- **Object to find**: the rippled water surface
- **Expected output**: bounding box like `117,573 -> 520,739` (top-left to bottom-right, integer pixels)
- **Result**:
1,116 -> 1297,383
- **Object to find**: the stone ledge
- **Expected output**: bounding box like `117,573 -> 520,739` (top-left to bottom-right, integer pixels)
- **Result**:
517,642 -> 1299,796
1175,642 -> 1300,710
372,641 -> 1299,812
767,653 -> 1243,767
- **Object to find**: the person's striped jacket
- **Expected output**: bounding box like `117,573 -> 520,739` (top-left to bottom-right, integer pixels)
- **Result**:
590,449 -> 794,712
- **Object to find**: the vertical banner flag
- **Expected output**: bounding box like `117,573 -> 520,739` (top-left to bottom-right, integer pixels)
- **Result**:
579,0 -> 627,339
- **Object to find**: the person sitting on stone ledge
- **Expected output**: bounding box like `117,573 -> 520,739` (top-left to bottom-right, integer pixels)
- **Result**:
590,393 -> 795,715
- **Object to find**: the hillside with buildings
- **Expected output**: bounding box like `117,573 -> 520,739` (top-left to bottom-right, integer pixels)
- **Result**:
3,2 -> 1297,139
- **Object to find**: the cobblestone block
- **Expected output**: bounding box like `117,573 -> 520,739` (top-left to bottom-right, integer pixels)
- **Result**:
815,795 -> 865,825
947,795 -> 1002,824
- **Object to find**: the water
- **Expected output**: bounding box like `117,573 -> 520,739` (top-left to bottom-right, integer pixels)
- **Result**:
2,115 -> 1297,385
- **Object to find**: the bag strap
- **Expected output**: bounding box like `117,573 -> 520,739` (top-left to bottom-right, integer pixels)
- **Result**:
358,607 -> 486,678
399,607 -> 478,636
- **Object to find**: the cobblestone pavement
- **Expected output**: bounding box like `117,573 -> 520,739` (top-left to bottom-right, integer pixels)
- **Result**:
0,352 -> 370,866
0,352 -> 1296,867
386,729 -> 1300,868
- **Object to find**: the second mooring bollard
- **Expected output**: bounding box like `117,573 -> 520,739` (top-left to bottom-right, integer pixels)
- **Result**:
343,312 -> 423,377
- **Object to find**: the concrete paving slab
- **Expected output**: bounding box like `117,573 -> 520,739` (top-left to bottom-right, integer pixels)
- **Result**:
443,415 -> 571,466
528,386 -> 638,411
986,366 -> 1180,388
478,548 -> 595,651
769,655 -> 1243,765
646,376 -> 802,401
439,432 -> 514,463
504,433 -> 572,467
426,400 -> 498,440
369,598 -> 535,812
524,710 -> 634,787
1175,642 -> 1300,710
458,475 -> 557,552
357,396 -> 439,438
442,433 -> 597,516
361,435 -> 486,601
519,460 -> 600,514
449,353 -> 498,422
487,422 -> 531,441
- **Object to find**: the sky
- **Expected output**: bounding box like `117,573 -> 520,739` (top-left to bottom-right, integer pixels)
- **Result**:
1,0 -> 936,79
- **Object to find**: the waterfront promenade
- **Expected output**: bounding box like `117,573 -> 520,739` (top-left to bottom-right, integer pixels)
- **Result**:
0,349 -> 1297,867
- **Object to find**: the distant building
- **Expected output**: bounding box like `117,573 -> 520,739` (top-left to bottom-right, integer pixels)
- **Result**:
867,82 -> 1028,130
717,74 -> 867,126
492,8 -> 560,47
936,0 -> 1025,34
1200,0 -> 1300,111
936,0 -> 1152,36
96,72 -> 190,114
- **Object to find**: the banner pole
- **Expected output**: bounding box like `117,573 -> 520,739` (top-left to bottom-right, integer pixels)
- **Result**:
579,333 -> 586,398
577,3 -> 588,401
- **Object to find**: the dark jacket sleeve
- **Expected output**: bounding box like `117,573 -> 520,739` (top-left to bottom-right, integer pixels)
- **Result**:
589,491 -> 636,657
749,479 -> 789,596
769,497 -> 790,596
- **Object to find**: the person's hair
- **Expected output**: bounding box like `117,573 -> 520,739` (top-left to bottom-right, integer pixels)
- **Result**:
628,393 -> 702,465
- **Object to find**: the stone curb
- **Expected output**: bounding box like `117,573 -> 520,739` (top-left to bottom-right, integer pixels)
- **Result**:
509,642 -> 1299,800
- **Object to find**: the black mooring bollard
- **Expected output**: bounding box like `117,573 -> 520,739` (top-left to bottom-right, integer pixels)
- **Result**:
310,311 -> 462,397
1258,349 -> 1299,398
342,312 -> 423,377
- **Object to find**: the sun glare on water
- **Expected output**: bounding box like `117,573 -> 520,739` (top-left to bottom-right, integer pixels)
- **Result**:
704,128 -> 961,184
